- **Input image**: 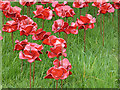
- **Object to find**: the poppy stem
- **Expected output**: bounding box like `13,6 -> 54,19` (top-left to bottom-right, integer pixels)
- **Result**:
21,59 -> 23,72
84,29 -> 86,52
59,32 -> 60,38
86,7 -> 88,14
45,4 -> 46,8
29,6 -> 30,17
94,7 -> 95,16
23,6 -> 24,15
112,12 -> 114,22
103,15 -> 105,46
61,47 -> 63,88
80,8 -> 81,16
30,63 -> 31,88
11,32 -> 14,50
118,9 -> 120,32
56,80 -> 58,89
26,36 -> 28,40
27,6 -> 29,17
64,17 -> 68,42
2,12 -> 4,35
100,14 -> 102,35
33,61 -> 35,87
42,19 -> 44,29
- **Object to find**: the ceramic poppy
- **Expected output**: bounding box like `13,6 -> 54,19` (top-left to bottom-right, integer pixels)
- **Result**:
2,20 -> 18,33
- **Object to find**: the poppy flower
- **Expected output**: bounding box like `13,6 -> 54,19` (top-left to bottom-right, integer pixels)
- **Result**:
54,5 -> 75,18
0,31 -> 3,40
0,1 -> 10,11
73,0 -> 89,8
19,0 -> 36,6
52,1 -> 67,8
32,28 -> 51,41
52,19 -> 69,33
2,20 -> 18,33
3,6 -> 21,19
53,58 -> 72,70
18,15 -> 37,36
97,3 -> 115,15
46,45 -> 67,58
113,1 -> 120,9
44,66 -> 69,80
75,14 -> 96,30
33,5 -> 53,20
42,35 -> 57,46
19,43 -> 43,63
64,22 -> 78,34
40,0 -> 53,4
14,39 -> 29,51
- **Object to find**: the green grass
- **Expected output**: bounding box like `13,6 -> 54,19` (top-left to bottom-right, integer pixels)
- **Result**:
1,2 -> 118,88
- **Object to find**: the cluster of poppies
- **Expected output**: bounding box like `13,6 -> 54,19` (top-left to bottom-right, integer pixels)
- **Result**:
0,0 -> 120,88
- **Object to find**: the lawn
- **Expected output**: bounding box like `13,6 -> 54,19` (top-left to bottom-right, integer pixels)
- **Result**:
1,2 -> 118,88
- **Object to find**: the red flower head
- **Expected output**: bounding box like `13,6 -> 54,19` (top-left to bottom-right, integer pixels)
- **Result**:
40,0 -> 53,4
97,3 -> 115,15
52,19 -> 69,33
53,58 -> 72,70
19,0 -> 36,6
14,39 -> 29,51
3,6 -> 21,19
18,15 -> 37,36
73,0 -> 89,8
54,5 -> 75,18
42,35 -> 57,46
33,5 -> 53,20
32,28 -> 51,41
19,43 -> 43,63
75,14 -> 96,30
92,2 -> 101,8
52,1 -> 67,8
2,20 -> 18,33
43,35 -> 67,48
65,22 -> 78,34
0,31 -> 3,40
47,45 -> 67,58
113,0 -> 120,9
44,66 -> 69,80
0,1 -> 10,11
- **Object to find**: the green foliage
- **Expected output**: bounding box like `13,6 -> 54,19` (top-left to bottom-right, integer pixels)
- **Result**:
2,2 -> 118,88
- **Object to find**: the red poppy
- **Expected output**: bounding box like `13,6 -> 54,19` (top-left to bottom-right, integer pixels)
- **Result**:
33,5 -> 53,20
52,19 -> 69,33
2,20 -> 18,33
46,45 -> 67,58
40,0 -> 53,4
75,14 -> 96,30
92,2 -> 101,8
32,28 -> 51,41
19,43 -> 43,63
65,22 -> 78,34
52,1 -> 67,8
3,6 -> 21,19
44,66 -> 69,80
113,1 -> 120,9
42,35 -> 57,46
18,15 -> 37,36
73,0 -> 89,8
19,0 -> 36,6
97,3 -> 115,15
0,31 -> 3,40
14,39 -> 29,51
53,58 -> 72,70
0,1 -> 10,11
54,5 -> 75,18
